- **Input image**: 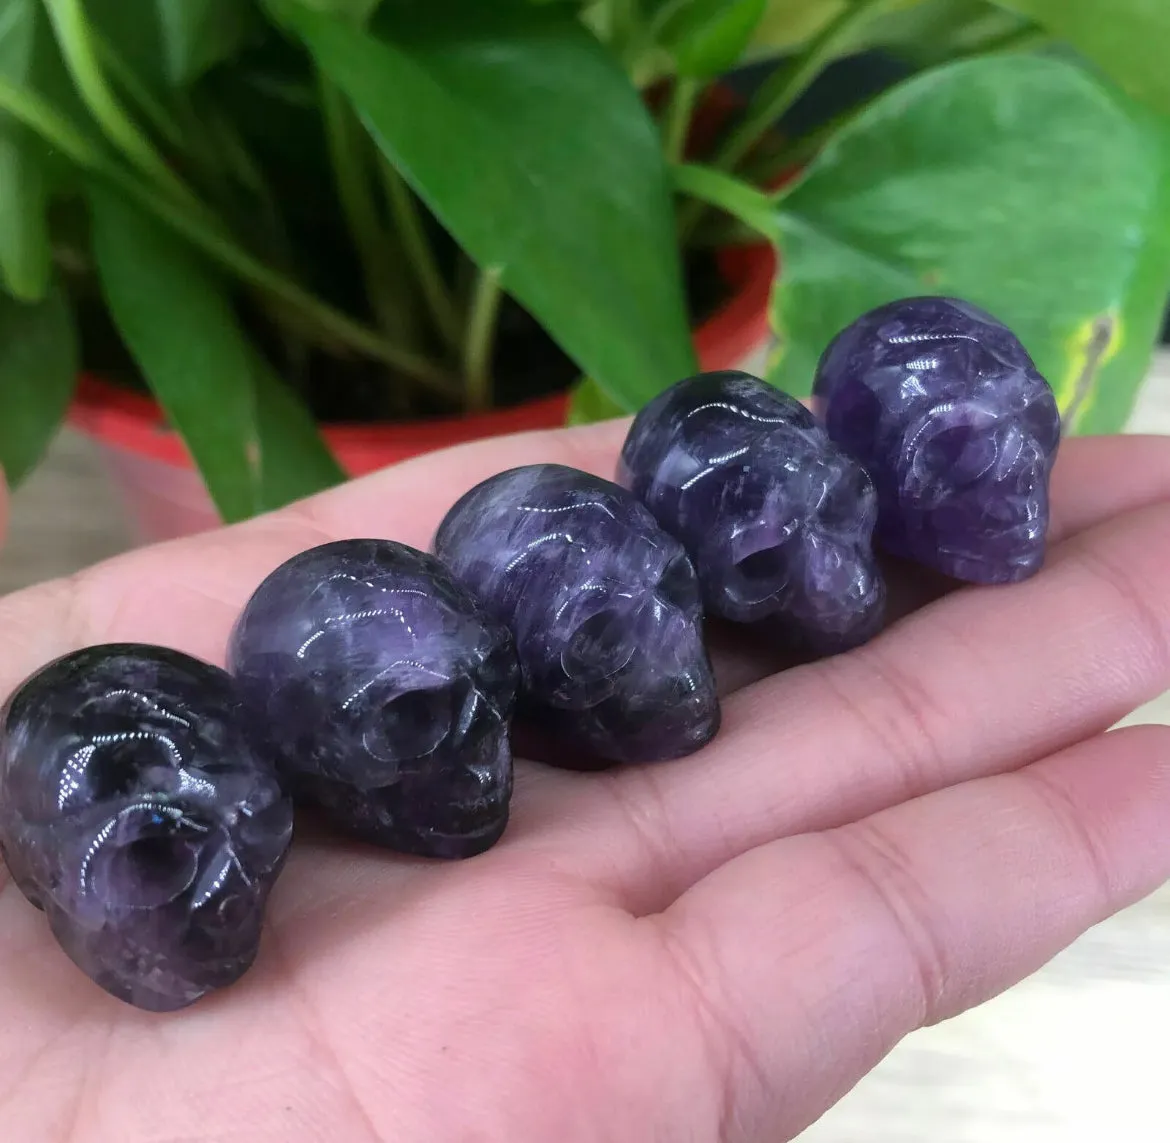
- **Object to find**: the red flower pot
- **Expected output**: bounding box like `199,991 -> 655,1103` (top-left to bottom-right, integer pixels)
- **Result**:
69,242 -> 776,544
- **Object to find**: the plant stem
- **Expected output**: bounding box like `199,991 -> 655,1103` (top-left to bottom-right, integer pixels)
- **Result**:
711,0 -> 896,175
739,104 -> 860,189
688,213 -> 769,249
0,75 -> 456,396
92,31 -> 185,150
662,76 -> 700,164
675,0 -> 893,244
378,157 -> 463,355
672,163 -> 779,242
42,0 -> 201,212
196,98 -> 301,285
129,182 -> 455,391
463,265 -> 503,412
317,74 -> 414,342
734,18 -> 1047,192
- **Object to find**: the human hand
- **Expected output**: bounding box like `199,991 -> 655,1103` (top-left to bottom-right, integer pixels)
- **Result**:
3,422 -> 1170,1142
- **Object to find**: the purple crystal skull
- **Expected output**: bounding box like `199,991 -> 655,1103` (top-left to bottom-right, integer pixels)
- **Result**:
813,296 -> 1061,583
228,540 -> 519,859
433,464 -> 720,764
618,371 -> 885,654
0,644 -> 292,1012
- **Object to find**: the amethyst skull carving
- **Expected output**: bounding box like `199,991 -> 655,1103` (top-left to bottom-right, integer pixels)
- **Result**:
434,464 -> 720,764
228,540 -> 519,859
813,296 -> 1061,583
0,644 -> 293,1011
619,371 -> 885,654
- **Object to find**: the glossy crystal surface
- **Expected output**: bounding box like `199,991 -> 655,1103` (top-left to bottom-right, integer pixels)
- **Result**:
434,464 -> 720,764
619,371 -> 885,654
0,644 -> 292,1012
228,540 -> 519,858
813,296 -> 1061,583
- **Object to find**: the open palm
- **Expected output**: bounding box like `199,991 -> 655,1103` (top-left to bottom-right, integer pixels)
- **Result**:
3,421 -> 1170,1143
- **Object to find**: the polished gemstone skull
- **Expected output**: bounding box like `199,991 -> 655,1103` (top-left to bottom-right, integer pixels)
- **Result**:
0,644 -> 293,1012
813,296 -> 1061,583
228,539 -> 519,858
434,464 -> 720,763
619,370 -> 885,654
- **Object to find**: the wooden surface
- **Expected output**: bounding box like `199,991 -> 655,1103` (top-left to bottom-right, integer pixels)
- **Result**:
5,369 -> 1170,1142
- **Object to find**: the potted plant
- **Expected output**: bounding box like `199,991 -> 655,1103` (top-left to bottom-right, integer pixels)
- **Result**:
1,0 -> 1167,542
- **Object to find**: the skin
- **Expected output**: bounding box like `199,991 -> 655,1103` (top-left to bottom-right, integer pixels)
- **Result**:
2,423 -> 1170,1142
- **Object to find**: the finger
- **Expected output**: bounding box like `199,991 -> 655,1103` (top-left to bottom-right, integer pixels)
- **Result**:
842,433 -> 1170,650
649,723 -> 1170,1143
651,432 -> 1170,696
0,420 -> 633,689
0,425 -> 1160,701
554,500 -> 1170,908
1048,434 -> 1170,543
288,417 -> 631,551
0,423 -> 639,870
0,425 -> 1166,874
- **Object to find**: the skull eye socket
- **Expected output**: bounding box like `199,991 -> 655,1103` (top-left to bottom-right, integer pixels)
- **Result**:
90,743 -> 148,799
363,687 -> 453,761
657,553 -> 699,611
84,735 -> 179,803
561,610 -> 635,683
1020,388 -> 1060,454
479,638 -> 519,697
90,824 -> 201,910
815,466 -> 869,531
920,424 -> 997,487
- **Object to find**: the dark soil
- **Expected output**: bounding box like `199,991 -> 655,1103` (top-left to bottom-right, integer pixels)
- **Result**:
76,247 -> 732,425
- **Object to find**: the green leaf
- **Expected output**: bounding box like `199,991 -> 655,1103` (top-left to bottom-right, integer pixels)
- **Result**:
0,284 -> 77,484
992,0 -> 1170,118
270,0 -> 697,413
251,350 -> 347,506
86,0 -> 252,87
566,376 -> 627,425
770,54 -> 1170,434
89,183 -> 344,521
657,0 -> 768,79
0,0 -> 58,300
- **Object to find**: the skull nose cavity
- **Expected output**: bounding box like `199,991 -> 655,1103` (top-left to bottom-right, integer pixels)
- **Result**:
560,609 -> 636,683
